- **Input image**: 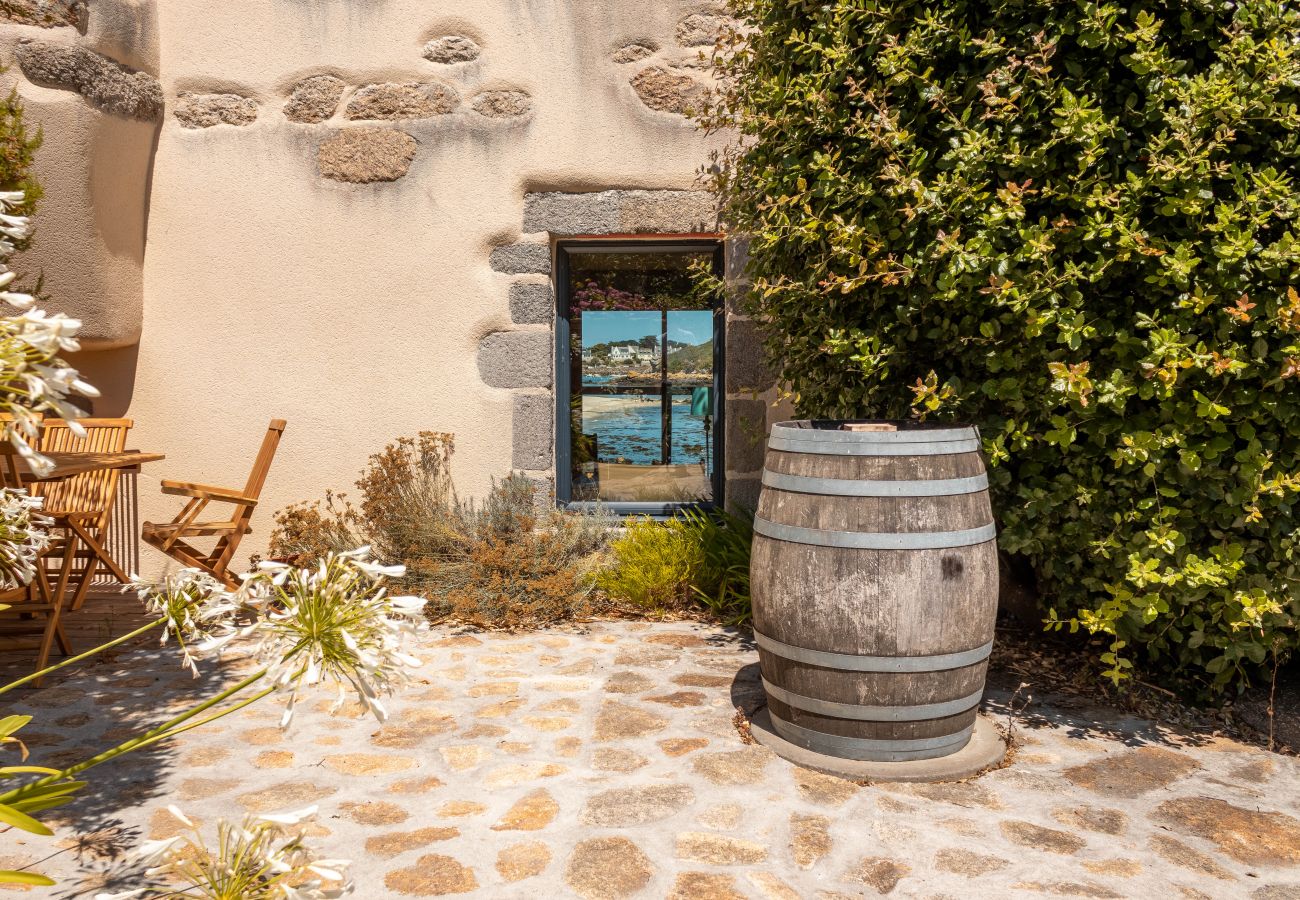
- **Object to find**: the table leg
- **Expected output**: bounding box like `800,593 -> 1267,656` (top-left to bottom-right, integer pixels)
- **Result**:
34,532 -> 78,686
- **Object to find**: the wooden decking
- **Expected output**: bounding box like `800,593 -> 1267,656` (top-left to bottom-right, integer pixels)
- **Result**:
0,587 -> 155,684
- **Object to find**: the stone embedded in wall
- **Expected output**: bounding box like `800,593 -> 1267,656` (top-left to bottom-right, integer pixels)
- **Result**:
174,92 -> 258,129
726,397 -> 767,474
726,477 -> 761,514
630,66 -> 708,117
512,394 -> 554,469
611,42 -> 656,64
676,13 -> 734,47
317,127 -> 417,184
344,82 -> 457,121
422,35 -> 481,65
725,318 -> 775,393
471,90 -> 532,120
509,283 -> 554,325
0,0 -> 82,27
15,40 -> 163,121
618,190 -> 716,233
489,243 -> 551,275
523,192 -> 620,236
523,190 -> 716,236
478,331 -> 552,389
284,75 -> 346,124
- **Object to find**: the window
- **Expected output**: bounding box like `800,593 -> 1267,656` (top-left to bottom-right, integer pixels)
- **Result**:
555,241 -> 724,514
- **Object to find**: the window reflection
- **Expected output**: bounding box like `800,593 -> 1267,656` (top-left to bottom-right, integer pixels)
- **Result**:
568,251 -> 717,504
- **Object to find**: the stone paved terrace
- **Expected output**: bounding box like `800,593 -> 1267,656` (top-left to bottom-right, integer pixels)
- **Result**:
6,621 -> 1300,898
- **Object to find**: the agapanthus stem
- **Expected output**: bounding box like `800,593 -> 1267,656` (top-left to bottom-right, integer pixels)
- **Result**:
0,667 -> 269,806
127,684 -> 276,749
0,618 -> 165,698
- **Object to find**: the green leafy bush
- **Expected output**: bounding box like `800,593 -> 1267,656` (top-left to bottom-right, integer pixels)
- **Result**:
707,0 -> 1300,692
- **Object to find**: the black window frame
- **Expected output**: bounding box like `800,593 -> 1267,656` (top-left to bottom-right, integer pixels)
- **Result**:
554,238 -> 726,516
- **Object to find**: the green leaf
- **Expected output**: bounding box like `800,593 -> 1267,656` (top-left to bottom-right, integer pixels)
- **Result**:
0,871 -> 54,887
0,801 -> 50,835
0,716 -> 31,739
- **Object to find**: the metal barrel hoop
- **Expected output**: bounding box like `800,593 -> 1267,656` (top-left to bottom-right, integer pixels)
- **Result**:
754,631 -> 994,673
752,517 -> 997,550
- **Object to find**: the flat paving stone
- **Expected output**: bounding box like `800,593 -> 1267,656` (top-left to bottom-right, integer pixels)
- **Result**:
13,620 -> 1300,897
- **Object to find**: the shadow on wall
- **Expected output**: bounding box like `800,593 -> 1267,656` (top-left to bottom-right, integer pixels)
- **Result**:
64,343 -> 138,417
3,0 -> 163,352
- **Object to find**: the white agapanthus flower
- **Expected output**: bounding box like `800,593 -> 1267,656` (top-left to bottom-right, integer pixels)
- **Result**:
0,488 -> 48,590
237,548 -> 426,727
131,568 -> 242,676
94,805 -> 352,899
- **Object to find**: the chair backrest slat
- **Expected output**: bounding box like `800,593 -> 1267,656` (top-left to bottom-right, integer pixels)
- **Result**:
241,419 -> 287,501
36,419 -> 133,529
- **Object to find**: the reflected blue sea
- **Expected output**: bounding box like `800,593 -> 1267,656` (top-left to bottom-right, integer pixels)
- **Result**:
581,393 -> 713,471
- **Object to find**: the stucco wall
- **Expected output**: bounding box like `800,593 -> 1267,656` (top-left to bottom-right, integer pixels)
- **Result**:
5,0 -> 759,572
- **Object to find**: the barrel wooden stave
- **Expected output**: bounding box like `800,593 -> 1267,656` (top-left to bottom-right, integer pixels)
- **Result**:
764,447 -> 987,480
758,654 -> 989,708
751,421 -> 998,762
750,536 -> 998,657
765,695 -> 978,742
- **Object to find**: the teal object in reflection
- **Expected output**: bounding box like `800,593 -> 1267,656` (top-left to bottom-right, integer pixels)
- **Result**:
691,386 -> 713,417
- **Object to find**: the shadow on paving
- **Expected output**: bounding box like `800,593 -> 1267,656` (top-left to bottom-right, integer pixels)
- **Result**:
723,620 -> 1222,753
983,672 -> 1218,751
2,644 -> 260,894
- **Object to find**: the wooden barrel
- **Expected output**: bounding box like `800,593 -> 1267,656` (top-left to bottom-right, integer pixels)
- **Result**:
750,420 -> 998,763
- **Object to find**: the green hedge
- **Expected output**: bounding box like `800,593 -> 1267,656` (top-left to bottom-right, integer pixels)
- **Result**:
708,0 -> 1300,693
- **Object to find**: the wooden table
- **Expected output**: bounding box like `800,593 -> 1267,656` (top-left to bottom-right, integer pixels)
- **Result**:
16,451 -> 166,484
0,449 -> 165,682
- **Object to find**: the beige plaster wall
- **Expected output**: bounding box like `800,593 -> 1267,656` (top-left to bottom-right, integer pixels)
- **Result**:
52,0 -> 734,573
0,0 -> 161,349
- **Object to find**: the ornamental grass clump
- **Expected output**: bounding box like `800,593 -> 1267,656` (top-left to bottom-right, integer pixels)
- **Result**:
597,509 -> 754,623
269,434 -> 611,628
707,0 -> 1300,694
597,516 -> 702,613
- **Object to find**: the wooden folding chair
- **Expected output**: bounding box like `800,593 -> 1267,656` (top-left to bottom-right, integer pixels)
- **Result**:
143,419 -> 286,589
34,419 -> 134,608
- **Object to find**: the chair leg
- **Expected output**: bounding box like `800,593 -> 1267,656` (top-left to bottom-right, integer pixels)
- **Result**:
153,537 -> 241,590
66,554 -> 98,616
69,521 -> 130,592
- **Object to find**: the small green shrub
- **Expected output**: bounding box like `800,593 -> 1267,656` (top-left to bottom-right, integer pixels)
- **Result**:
597,517 -> 702,612
598,509 -> 754,623
683,508 -> 754,625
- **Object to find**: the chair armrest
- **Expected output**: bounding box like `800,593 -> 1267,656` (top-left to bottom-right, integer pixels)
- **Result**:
160,480 -> 257,505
